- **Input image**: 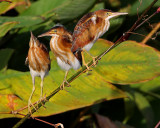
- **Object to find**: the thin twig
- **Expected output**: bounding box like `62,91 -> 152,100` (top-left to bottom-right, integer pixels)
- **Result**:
18,113 -> 64,128
126,32 -> 146,37
12,1 -> 159,128
155,121 -> 160,128
1,111 -> 64,128
12,101 -> 38,113
134,12 -> 157,30
17,113 -> 64,128
141,22 -> 160,44
33,118 -> 64,128
137,0 -> 142,19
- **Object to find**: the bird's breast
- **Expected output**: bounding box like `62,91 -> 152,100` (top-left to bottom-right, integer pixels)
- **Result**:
93,19 -> 110,42
50,36 -> 66,55
28,47 -> 50,76
50,35 -> 72,66
83,42 -> 94,51
100,19 -> 110,36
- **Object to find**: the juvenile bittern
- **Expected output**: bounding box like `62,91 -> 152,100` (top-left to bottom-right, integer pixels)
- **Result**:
38,24 -> 81,89
25,32 -> 51,113
72,9 -> 128,69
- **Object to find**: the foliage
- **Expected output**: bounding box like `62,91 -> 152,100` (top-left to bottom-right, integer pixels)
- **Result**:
0,0 -> 160,128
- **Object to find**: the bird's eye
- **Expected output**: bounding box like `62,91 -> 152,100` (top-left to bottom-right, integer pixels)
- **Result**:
51,30 -> 57,33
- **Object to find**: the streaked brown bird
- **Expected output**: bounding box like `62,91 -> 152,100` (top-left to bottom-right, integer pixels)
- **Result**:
72,9 -> 128,69
38,24 -> 81,89
25,32 -> 51,113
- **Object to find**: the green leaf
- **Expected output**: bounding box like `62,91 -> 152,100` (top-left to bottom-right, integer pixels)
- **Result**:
0,48 -> 14,70
21,0 -> 96,21
90,2 -> 105,12
123,91 -> 135,124
92,39 -> 160,84
130,0 -> 160,15
1,38 -> 160,118
107,16 -> 126,35
0,16 -> 43,28
134,92 -> 154,128
52,0 -> 96,21
0,0 -> 96,29
0,0 -> 27,15
21,0 -> 67,16
131,76 -> 160,92
0,65 -> 126,118
130,76 -> 160,100
0,21 -> 19,37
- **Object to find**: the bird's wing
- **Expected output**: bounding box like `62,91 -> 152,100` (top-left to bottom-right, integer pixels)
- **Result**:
72,12 -> 96,52
62,35 -> 72,48
40,43 -> 49,53
74,49 -> 82,66
40,43 -> 51,59
73,12 -> 95,39
25,56 -> 29,66
39,43 -> 51,71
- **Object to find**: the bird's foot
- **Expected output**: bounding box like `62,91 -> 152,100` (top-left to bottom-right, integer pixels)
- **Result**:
92,56 -> 98,67
28,100 -> 37,114
55,123 -> 64,128
38,95 -> 47,109
83,63 -> 92,71
60,80 -> 71,91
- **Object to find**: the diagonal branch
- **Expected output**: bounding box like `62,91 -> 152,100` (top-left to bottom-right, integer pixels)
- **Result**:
12,1 -> 159,128
98,1 -> 159,59
141,22 -> 160,44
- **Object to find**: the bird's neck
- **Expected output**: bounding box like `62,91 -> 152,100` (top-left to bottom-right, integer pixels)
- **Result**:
50,35 -> 59,51
100,18 -> 110,36
93,19 -> 110,42
29,41 -> 40,48
51,35 -> 59,43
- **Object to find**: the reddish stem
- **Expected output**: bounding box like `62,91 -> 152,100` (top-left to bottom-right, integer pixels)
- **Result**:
155,121 -> 160,128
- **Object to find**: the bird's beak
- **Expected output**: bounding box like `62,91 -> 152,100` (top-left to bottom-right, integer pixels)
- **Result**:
38,30 -> 52,37
30,31 -> 39,47
30,31 -> 37,43
108,12 -> 128,19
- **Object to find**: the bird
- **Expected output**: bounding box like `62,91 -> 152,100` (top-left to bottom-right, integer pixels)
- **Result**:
38,24 -> 82,89
72,9 -> 128,69
25,32 -> 51,113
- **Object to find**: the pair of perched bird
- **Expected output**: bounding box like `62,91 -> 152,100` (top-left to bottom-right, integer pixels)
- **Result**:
25,9 -> 128,113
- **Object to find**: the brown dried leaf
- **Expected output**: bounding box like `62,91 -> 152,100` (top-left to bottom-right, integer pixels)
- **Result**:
94,114 -> 117,128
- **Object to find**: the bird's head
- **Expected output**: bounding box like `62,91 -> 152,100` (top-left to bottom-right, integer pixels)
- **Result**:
95,9 -> 128,20
38,24 -> 69,38
29,32 -> 40,47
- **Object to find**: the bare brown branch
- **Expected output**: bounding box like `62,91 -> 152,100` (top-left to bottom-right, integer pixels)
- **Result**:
141,22 -> 160,44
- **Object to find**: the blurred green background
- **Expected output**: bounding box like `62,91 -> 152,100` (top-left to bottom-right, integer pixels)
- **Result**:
0,0 -> 160,128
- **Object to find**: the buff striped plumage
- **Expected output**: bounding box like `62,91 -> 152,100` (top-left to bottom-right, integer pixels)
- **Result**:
72,9 -> 128,53
26,32 -> 51,113
50,34 -> 74,65
26,32 -> 50,73
38,25 -> 81,71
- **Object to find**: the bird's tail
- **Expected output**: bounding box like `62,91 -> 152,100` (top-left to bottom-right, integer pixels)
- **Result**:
73,49 -> 82,66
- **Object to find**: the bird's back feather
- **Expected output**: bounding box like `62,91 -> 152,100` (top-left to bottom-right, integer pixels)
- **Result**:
72,12 -> 99,53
